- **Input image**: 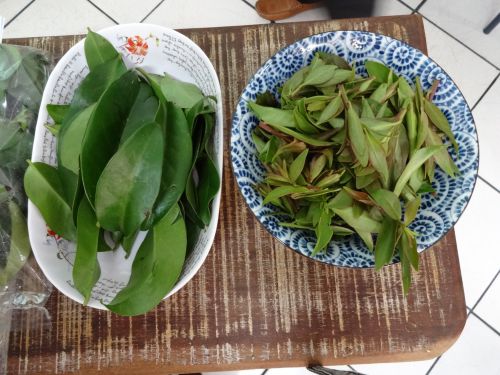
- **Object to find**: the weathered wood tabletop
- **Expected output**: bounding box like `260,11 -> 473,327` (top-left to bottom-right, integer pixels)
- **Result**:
6,14 -> 466,374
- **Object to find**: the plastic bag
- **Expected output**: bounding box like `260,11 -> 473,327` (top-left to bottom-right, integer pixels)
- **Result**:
0,41 -> 53,372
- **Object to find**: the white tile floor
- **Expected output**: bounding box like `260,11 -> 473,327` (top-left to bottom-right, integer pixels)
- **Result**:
1,0 -> 499,374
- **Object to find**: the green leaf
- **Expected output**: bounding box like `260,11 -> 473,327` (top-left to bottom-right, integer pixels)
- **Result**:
331,225 -> 355,236
425,125 -> 460,178
361,97 -> 375,119
312,209 -> 334,256
281,67 -> 308,100
294,100 -> 319,134
1,46 -> 48,111
417,181 -> 435,194
319,69 -> 355,88
73,197 -> 101,305
145,101 -> 193,229
262,185 -> 310,205
408,166 -> 424,194
365,130 -> 389,188
24,162 -> 76,241
401,227 -> 419,270
95,122 -> 163,236
301,65 -> 338,87
415,77 -> 424,112
423,98 -> 458,152
316,51 -> 351,69
105,204 -> 187,316
317,95 -> 343,124
358,230 -> 374,251
361,108 -> 406,137
160,73 -> 205,109
80,70 -> 141,206
389,123 -> 410,184
0,121 -> 24,152
195,153 -> 220,226
256,91 -> 278,107
309,154 -> 327,183
58,104 -> 96,175
374,216 -> 398,270
329,191 -> 381,233
249,102 -> 295,128
370,83 -> 388,103
84,29 -> 120,71
261,122 -> 334,147
46,104 -> 70,123
0,200 -> 31,287
315,170 -> 343,188
120,82 -> 159,144
370,189 -> 402,221
404,195 -> 421,226
61,54 -> 127,126
56,104 -> 96,216
137,68 -> 164,100
45,123 -> 61,136
399,227 -> 419,295
398,76 -> 414,103
252,132 -> 266,153
289,149 -> 308,183
400,245 -> 412,295
393,146 -> 442,196
365,60 -> 392,83
342,89 -> 369,167
259,135 -> 280,163
405,102 -> 418,154
0,45 -> 22,81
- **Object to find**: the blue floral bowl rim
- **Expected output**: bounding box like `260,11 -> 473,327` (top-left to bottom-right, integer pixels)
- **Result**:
230,29 -> 480,268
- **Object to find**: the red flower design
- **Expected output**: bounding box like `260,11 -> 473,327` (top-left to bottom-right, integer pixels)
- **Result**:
125,35 -> 149,56
47,227 -> 61,240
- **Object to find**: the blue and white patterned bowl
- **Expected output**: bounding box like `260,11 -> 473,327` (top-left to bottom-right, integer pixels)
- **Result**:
230,31 -> 479,268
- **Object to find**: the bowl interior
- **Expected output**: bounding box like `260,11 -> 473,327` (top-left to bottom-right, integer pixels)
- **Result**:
28,23 -> 223,309
231,30 -> 478,268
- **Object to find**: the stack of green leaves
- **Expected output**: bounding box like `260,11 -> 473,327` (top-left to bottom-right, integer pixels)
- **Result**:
24,30 -> 219,315
1,44 -> 50,287
250,52 -> 458,294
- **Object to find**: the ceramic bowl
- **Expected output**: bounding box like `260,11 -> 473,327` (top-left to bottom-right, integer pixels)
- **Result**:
28,23 -> 223,309
231,30 -> 478,267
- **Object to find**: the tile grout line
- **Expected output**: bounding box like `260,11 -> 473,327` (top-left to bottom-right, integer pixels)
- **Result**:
140,0 -> 166,23
261,369 -> 269,375
478,175 -> 500,194
451,271 -> 500,373
469,269 -> 500,312
425,356 -> 441,375
414,0 -> 428,13
4,0 -> 37,28
418,12 -> 500,71
242,0 -> 257,10
469,310 -> 500,336
424,266 -> 499,374
86,0 -> 119,24
471,72 -> 500,111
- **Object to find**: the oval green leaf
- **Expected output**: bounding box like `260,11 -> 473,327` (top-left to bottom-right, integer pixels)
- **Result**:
73,196 -> 101,305
80,70 -> 141,206
84,29 -> 120,71
95,122 -> 164,235
105,204 -> 187,316
24,162 -> 76,241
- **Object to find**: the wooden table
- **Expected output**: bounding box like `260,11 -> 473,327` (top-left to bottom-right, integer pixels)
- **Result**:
6,15 -> 466,374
